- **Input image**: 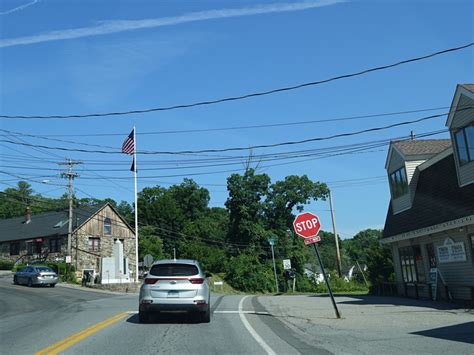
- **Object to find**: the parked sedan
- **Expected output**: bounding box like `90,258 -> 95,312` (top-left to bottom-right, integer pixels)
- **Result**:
13,265 -> 58,287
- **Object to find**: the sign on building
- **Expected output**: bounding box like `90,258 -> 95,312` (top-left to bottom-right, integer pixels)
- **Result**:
437,238 -> 467,263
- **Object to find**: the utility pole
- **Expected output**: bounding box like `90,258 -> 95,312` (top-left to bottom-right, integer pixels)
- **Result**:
60,159 -> 82,277
329,190 -> 342,278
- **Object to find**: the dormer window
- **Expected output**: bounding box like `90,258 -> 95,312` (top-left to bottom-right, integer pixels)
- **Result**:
104,217 -> 112,235
454,125 -> 474,165
389,167 -> 408,198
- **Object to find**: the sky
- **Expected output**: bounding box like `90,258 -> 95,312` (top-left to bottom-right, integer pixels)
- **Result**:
0,0 -> 473,239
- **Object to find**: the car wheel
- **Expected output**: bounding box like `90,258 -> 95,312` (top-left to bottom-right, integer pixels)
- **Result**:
27,278 -> 33,287
138,311 -> 149,324
13,276 -> 18,285
50,283 -> 56,288
201,306 -> 211,323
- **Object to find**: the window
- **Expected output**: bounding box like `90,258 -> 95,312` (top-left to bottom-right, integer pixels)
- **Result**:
10,242 -> 20,256
150,264 -> 199,276
104,217 -> 112,235
27,242 -> 41,255
88,238 -> 100,252
389,167 -> 408,198
455,125 -> 474,165
49,238 -> 61,253
399,246 -> 425,283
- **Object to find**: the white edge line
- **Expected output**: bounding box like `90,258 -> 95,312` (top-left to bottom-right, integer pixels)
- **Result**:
239,295 -> 276,355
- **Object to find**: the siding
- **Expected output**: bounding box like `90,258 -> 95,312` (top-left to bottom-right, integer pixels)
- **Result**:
387,149 -> 405,174
451,94 -> 474,186
391,225 -> 474,301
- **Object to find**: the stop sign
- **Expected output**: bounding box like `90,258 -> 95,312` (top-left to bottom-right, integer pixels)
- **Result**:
293,212 -> 321,238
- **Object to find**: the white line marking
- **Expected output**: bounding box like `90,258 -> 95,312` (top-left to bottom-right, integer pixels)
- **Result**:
239,296 -> 276,355
214,310 -> 270,315
126,311 -> 138,314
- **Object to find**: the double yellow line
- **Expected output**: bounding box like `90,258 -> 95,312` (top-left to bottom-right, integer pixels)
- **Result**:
35,312 -> 128,354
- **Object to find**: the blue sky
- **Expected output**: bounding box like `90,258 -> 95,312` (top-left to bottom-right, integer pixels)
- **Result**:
0,0 -> 473,238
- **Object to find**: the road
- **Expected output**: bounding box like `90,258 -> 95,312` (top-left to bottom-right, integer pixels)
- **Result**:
0,274 -> 325,355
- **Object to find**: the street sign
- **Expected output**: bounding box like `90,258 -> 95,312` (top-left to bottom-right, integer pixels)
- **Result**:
65,255 -> 71,264
283,259 -> 291,270
293,212 -> 321,238
214,281 -> 223,286
304,236 -> 321,245
143,254 -> 154,268
268,237 -> 277,246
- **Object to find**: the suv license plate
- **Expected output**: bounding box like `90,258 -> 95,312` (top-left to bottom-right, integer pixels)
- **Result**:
167,291 -> 179,298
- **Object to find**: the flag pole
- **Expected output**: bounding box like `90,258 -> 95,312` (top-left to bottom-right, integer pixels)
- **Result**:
133,126 -> 139,283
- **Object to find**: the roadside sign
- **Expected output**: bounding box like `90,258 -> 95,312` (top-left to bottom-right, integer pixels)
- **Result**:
65,255 -> 71,264
143,254 -> 154,268
214,281 -> 223,286
283,259 -> 291,270
293,212 -> 321,238
304,236 -> 321,245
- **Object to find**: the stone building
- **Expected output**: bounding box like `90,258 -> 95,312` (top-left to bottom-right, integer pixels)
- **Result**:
0,203 -> 137,282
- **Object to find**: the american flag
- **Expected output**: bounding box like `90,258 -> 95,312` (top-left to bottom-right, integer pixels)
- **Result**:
122,129 -> 135,155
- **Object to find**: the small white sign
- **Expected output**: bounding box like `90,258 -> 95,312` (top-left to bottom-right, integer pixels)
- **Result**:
283,259 -> 292,270
437,238 -> 467,263
214,281 -> 223,286
65,255 -> 72,264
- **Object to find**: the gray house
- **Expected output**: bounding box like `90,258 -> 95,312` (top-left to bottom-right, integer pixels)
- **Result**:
0,203 -> 137,281
382,84 -> 474,303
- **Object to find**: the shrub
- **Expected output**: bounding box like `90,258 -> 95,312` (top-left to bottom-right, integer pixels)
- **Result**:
0,259 -> 14,270
225,253 -> 275,293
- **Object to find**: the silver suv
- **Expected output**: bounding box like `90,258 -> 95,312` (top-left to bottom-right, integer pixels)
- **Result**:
139,259 -> 211,323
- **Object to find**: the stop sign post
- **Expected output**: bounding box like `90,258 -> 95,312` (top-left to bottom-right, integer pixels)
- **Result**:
293,212 -> 341,319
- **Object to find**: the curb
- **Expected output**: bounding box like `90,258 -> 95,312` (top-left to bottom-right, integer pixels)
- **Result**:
57,282 -> 139,296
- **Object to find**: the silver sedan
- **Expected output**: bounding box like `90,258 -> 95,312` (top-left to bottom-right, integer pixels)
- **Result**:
13,265 -> 58,287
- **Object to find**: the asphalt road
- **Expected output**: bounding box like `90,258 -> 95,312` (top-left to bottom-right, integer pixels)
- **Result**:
0,274 -> 325,354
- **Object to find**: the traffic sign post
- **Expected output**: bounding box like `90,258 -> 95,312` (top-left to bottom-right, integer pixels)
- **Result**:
268,237 -> 279,293
293,212 -> 341,319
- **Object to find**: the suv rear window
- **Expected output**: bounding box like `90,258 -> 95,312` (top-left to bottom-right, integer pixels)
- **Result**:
150,264 -> 199,276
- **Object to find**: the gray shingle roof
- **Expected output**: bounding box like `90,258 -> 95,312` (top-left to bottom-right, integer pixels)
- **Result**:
0,204 -> 105,243
393,139 -> 451,156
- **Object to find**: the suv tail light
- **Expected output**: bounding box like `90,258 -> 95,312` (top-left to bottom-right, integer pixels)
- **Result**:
144,278 -> 158,284
189,278 -> 204,284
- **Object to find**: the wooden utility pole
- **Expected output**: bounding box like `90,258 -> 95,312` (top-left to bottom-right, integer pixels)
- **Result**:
329,190 -> 342,278
60,159 -> 82,276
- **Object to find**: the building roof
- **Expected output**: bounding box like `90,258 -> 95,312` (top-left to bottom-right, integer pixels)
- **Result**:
393,139 -> 451,156
460,84 -> 474,93
383,153 -> 474,238
0,204 -> 106,243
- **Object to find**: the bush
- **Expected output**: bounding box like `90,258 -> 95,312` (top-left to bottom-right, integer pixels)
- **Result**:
225,253 -> 275,293
314,274 -> 368,293
0,259 -> 14,270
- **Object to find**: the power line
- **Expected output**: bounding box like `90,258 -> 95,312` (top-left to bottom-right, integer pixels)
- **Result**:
1,43 -> 472,120
0,110 -> 457,155
1,106 -> 452,138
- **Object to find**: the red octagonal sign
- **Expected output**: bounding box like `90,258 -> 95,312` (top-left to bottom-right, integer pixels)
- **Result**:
293,212 -> 321,239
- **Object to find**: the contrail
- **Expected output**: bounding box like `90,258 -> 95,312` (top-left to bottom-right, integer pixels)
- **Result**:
0,0 -> 40,16
0,0 -> 345,48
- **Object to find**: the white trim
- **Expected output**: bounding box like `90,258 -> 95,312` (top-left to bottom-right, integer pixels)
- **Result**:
381,215 -> 474,244
418,147 -> 453,171
385,143 -> 405,170
446,85 -> 474,128
238,296 -> 276,355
